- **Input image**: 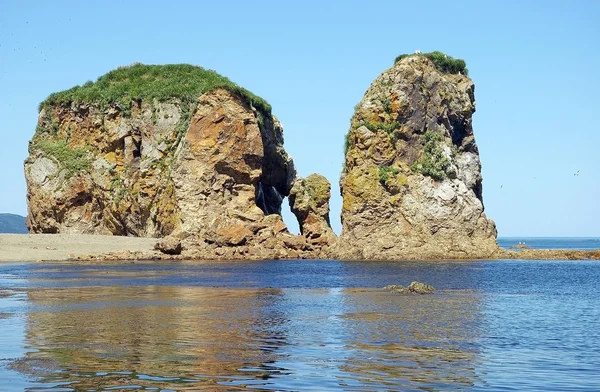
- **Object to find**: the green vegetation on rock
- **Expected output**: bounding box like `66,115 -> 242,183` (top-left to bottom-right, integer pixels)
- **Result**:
394,54 -> 410,63
356,120 -> 401,135
394,51 -> 468,76
378,165 -> 400,185
343,131 -> 352,156
174,102 -> 195,147
301,174 -> 330,209
411,130 -> 452,181
35,140 -> 91,178
39,63 -> 271,115
35,110 -> 59,136
344,119 -> 401,158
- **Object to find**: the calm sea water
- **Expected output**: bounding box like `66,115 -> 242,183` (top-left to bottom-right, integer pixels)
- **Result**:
1,239 -> 599,391
498,237 -> 600,250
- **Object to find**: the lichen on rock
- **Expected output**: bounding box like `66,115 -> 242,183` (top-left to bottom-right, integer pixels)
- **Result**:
336,53 -> 498,260
289,174 -> 336,247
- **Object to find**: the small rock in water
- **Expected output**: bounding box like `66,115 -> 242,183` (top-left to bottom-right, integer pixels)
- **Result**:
384,281 -> 435,294
384,284 -> 406,292
407,281 -> 435,294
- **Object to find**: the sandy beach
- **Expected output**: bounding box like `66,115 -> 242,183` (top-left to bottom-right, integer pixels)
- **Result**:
0,234 -> 157,262
1,234 -> 599,262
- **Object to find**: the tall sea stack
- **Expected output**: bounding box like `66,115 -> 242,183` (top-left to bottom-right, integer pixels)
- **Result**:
336,53 -> 498,260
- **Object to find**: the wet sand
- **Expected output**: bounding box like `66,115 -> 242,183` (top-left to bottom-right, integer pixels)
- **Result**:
0,234 -> 157,262
0,234 -> 598,262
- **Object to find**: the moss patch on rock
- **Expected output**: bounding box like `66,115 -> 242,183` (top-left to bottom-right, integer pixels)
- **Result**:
34,140 -> 91,179
355,120 -> 401,135
39,63 -> 271,116
411,130 -> 452,181
342,166 -> 381,212
344,119 -> 401,157
395,51 -> 468,76
304,175 -> 330,206
378,165 -> 399,185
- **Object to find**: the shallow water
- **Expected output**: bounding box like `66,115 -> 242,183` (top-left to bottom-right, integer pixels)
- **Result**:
1,259 -> 600,391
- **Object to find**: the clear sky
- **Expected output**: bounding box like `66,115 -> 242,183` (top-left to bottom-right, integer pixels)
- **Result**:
0,0 -> 598,237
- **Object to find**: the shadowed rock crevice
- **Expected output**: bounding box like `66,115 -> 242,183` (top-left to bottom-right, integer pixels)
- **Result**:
255,183 -> 284,216
254,113 -> 297,216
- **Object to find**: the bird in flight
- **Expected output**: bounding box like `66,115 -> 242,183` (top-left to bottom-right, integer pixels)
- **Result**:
574,170 -> 580,176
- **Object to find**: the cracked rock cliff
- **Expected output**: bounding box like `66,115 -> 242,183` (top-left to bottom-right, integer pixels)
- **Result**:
24,64 -> 335,259
335,53 -> 498,260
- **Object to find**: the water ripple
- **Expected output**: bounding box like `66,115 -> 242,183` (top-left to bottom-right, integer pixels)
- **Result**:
0,260 -> 599,390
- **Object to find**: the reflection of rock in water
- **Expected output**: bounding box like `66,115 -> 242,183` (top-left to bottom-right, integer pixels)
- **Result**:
18,286 -> 289,390
15,283 -> 485,390
338,289 -> 484,389
8,357 -> 61,378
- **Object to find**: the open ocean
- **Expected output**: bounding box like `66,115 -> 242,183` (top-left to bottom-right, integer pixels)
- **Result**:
1,238 -> 599,391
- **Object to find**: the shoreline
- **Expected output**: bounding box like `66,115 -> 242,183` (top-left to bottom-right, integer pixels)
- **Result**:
0,234 -> 599,263
0,234 -> 158,263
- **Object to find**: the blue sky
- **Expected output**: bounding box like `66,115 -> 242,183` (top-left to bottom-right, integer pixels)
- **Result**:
0,0 -> 598,237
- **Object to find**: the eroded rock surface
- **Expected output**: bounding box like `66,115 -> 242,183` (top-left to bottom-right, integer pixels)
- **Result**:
154,236 -> 182,255
25,64 -> 331,259
336,55 -> 498,260
289,174 -> 336,248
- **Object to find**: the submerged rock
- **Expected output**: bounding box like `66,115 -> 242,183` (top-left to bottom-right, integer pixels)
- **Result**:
383,284 -> 406,292
407,281 -> 435,294
384,281 -> 435,294
336,53 -> 498,260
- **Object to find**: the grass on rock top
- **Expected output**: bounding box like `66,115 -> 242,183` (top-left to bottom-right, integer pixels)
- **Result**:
395,51 -> 468,76
39,63 -> 271,115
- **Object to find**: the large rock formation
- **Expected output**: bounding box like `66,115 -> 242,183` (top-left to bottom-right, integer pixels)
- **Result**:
25,58 -> 503,261
25,64 -> 332,259
336,53 -> 498,260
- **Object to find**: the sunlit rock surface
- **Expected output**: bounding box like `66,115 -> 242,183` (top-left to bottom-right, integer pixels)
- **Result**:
336,55 -> 498,260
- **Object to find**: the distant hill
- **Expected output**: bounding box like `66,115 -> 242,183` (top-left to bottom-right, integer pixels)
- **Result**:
0,213 -> 28,233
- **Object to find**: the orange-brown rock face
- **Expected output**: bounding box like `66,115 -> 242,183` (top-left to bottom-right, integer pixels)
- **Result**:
25,84 -> 332,259
336,55 -> 498,260
288,174 -> 336,248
